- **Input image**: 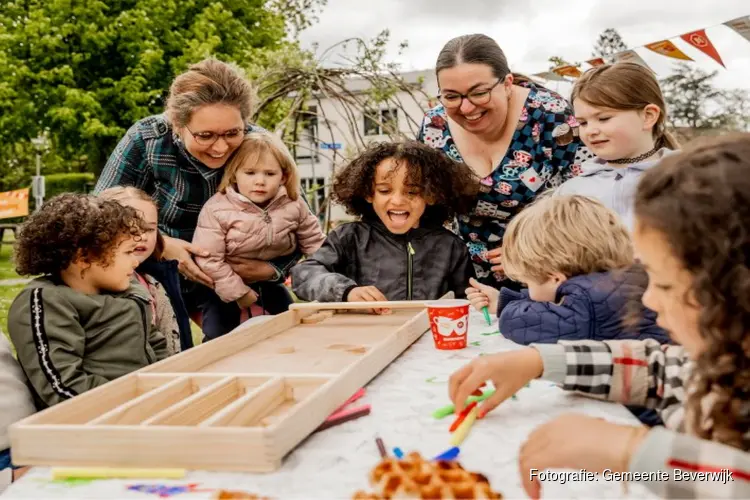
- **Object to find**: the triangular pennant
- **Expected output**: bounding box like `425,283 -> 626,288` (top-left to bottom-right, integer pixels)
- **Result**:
724,15 -> 750,42
532,71 -> 566,82
613,50 -> 653,71
645,40 -> 693,61
586,57 -> 606,67
680,29 -> 725,67
552,65 -> 582,78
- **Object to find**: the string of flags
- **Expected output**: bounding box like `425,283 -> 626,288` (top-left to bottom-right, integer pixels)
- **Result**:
533,15 -> 750,81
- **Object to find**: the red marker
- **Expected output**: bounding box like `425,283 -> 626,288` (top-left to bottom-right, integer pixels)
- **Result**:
449,401 -> 478,432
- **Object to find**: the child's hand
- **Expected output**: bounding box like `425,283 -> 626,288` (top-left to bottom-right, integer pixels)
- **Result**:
236,290 -> 259,309
487,247 -> 504,274
465,278 -> 500,314
449,348 -> 543,417
519,415 -> 649,499
347,286 -> 391,315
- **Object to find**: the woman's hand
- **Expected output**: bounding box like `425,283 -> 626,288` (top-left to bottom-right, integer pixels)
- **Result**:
449,348 -> 543,417
347,286 -> 391,315
162,236 -> 213,287
225,256 -> 277,284
487,247 -> 504,274
465,278 -> 500,314
519,415 -> 649,499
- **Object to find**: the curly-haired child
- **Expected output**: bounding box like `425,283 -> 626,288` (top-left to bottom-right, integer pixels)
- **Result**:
192,132 -> 326,340
449,133 -> 750,499
292,141 -> 478,308
7,194 -> 169,410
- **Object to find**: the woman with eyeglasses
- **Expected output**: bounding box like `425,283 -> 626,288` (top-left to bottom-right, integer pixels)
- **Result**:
419,34 -> 592,289
95,58 -> 301,342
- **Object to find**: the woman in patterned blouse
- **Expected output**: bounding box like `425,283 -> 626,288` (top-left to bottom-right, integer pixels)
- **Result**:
418,34 -> 591,288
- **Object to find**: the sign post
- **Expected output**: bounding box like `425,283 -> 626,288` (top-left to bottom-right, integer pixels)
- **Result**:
31,134 -> 49,211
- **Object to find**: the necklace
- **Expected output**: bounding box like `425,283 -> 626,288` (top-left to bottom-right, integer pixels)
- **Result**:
608,147 -> 658,165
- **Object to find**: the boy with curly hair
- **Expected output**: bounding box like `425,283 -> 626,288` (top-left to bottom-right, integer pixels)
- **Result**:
292,141 -> 478,308
7,194 -> 169,410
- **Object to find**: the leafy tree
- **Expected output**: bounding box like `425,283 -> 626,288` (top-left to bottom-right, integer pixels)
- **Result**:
660,62 -> 749,130
0,0 -> 323,190
592,28 -> 628,59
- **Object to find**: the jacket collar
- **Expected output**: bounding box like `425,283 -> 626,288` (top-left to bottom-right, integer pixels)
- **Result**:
579,148 -> 676,177
225,185 -> 289,213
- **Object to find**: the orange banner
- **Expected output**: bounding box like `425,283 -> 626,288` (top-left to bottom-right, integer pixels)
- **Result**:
680,29 -> 725,67
586,57 -> 606,67
645,40 -> 693,61
0,188 -> 29,219
552,65 -> 582,78
725,15 -> 750,42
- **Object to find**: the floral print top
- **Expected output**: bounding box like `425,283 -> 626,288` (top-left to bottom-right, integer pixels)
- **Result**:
417,82 -> 592,287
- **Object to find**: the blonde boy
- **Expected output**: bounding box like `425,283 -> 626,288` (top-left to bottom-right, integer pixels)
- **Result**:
467,195 -> 669,345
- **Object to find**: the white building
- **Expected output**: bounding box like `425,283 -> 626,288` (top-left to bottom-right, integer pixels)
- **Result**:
293,69 -> 438,223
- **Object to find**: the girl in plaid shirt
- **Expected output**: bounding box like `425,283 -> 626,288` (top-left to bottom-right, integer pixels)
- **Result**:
449,133 -> 750,499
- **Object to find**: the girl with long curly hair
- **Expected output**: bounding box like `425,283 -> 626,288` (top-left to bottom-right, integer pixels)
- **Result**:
292,141 -> 479,310
447,133 -> 750,498
7,194 -> 169,410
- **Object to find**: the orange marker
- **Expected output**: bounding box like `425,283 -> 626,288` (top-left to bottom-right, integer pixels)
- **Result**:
449,401 -> 478,432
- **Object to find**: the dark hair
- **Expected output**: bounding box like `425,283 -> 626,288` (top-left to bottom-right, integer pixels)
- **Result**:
15,194 -> 148,276
435,34 -> 531,85
634,132 -> 750,451
98,186 -> 165,260
333,141 -> 479,225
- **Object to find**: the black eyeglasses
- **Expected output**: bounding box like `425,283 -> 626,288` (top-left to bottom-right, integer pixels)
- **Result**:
438,79 -> 503,109
184,125 -> 244,146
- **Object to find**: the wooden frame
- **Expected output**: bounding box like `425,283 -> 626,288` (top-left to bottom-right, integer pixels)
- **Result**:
10,298 -> 443,472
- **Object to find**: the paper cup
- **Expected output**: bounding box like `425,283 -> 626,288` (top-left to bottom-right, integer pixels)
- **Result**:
427,299 -> 470,350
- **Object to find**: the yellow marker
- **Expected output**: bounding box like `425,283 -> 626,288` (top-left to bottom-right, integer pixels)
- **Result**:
449,405 -> 479,446
51,467 -> 186,480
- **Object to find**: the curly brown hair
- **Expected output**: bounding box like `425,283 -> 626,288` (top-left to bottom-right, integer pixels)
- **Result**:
332,141 -> 479,224
634,132 -> 750,451
15,194 -> 148,276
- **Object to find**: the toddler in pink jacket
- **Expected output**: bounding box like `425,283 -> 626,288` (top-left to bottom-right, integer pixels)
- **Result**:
193,132 -> 325,340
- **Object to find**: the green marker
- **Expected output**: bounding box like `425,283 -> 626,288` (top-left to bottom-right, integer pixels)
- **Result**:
481,306 -> 492,326
432,389 -> 496,419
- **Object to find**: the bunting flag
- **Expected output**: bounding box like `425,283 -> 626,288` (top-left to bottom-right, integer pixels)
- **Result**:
613,50 -> 653,70
725,15 -> 750,42
552,65 -> 583,78
645,40 -> 693,61
529,14 -> 748,81
680,29 -> 725,67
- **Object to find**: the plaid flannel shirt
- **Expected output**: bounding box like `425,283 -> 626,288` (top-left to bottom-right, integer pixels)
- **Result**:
534,339 -> 750,498
94,115 -> 301,281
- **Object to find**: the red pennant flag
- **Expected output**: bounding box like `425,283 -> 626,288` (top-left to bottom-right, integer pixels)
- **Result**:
680,29 -> 725,67
586,57 -> 606,67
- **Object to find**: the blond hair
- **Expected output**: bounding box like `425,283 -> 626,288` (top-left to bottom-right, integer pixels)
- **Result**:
166,58 -> 256,128
572,62 -> 679,151
502,195 -> 633,283
219,132 -> 300,200
99,186 -> 164,260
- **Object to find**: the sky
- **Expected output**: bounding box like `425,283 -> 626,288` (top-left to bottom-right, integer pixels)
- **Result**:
298,0 -> 750,93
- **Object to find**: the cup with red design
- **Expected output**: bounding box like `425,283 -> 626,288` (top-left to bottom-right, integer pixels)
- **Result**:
427,299 -> 470,350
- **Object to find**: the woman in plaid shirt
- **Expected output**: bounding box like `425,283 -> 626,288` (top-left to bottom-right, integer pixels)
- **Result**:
95,59 -> 300,324
450,134 -> 750,499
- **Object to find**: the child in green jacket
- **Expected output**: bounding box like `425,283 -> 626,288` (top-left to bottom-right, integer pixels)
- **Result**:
8,194 -> 169,409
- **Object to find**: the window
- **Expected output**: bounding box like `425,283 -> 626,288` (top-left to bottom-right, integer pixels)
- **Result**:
364,108 -> 399,136
301,177 -> 326,216
296,106 -> 318,160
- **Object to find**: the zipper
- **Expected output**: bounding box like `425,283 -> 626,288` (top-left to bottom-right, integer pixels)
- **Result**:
136,300 -> 156,364
263,210 -> 272,246
406,241 -> 415,300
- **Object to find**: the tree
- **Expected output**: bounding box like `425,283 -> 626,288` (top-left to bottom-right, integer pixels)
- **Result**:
0,0 -> 323,190
659,62 -> 748,130
592,28 -> 628,59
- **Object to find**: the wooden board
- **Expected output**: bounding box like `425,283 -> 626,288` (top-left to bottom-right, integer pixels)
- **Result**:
9,297 -> 443,472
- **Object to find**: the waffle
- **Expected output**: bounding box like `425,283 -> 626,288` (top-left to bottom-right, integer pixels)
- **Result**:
353,452 -> 502,499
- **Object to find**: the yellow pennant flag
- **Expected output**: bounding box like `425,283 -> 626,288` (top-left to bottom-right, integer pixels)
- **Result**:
0,188 -> 29,219
645,40 -> 693,61
552,65 -> 582,78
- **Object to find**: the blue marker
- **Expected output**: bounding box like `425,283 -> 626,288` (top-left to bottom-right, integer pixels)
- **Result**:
393,447 -> 404,459
433,446 -> 460,461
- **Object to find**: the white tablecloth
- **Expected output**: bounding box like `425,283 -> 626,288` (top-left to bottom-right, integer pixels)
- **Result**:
2,311 -> 657,499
